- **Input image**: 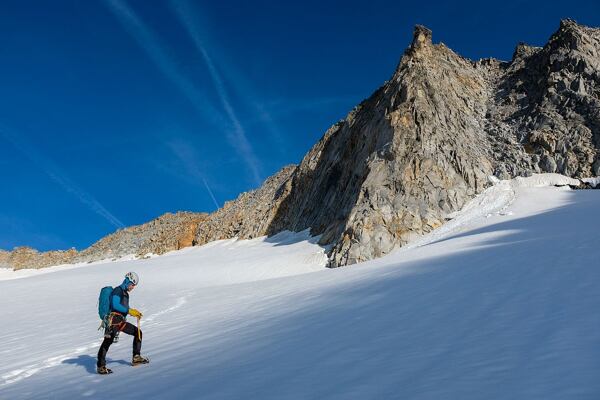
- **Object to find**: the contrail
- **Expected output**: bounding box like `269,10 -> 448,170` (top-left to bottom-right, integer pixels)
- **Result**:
169,0 -> 263,185
166,140 -> 220,210
166,0 -> 286,154
201,178 -> 220,211
104,0 -> 226,129
106,0 -> 263,186
0,126 -> 125,229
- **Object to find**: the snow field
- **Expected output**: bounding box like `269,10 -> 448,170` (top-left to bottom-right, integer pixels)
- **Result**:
1,174 -> 599,399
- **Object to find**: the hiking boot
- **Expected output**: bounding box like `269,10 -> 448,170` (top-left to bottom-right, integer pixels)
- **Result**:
97,366 -> 113,375
132,354 -> 150,366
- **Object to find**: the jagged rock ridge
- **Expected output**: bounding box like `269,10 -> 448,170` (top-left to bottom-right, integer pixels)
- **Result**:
3,20 -> 599,270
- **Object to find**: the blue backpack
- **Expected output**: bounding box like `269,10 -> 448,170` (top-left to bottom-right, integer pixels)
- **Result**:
98,286 -> 113,321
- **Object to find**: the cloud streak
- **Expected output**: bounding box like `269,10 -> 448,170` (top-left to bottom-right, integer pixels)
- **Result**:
169,0 -> 263,185
106,0 -> 263,186
166,140 -> 220,210
104,0 -> 225,128
0,125 -> 125,229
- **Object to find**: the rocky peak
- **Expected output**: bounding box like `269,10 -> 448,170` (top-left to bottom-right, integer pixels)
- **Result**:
410,25 -> 433,52
553,18 -> 588,48
512,42 -> 541,62
547,18 -> 600,56
493,19 -> 600,177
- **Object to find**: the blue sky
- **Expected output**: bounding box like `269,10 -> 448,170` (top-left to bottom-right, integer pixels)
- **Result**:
1,0 -> 599,251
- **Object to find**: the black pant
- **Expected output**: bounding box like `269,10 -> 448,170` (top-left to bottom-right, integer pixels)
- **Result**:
97,315 -> 142,367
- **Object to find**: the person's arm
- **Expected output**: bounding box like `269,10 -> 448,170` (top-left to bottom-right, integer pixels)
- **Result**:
111,294 -> 128,314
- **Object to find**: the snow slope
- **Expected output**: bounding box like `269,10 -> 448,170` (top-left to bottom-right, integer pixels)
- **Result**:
1,175 -> 599,399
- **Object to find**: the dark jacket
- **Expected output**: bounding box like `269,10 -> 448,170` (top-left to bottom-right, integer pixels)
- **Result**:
110,278 -> 131,316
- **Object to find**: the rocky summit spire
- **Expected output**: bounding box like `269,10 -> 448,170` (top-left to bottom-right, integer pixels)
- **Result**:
410,24 -> 432,51
546,18 -> 598,53
560,18 -> 579,31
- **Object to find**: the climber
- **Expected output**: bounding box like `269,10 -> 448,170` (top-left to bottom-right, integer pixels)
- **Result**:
97,271 -> 149,374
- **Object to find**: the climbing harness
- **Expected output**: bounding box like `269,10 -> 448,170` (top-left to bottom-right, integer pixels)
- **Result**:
98,312 -> 127,342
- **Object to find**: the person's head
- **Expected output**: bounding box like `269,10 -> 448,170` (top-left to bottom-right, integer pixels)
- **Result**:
125,271 -> 139,292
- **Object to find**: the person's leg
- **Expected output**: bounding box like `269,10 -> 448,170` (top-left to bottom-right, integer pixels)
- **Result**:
97,334 -> 115,368
97,313 -> 124,369
121,322 -> 142,356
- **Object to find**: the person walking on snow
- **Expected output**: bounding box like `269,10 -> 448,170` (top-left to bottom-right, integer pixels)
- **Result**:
97,272 -> 149,374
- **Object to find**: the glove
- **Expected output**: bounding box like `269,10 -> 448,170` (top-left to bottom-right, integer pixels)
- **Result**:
128,308 -> 143,318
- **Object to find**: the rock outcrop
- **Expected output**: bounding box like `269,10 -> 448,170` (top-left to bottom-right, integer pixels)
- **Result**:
0,249 -> 13,268
2,212 -> 207,270
194,165 -> 296,245
3,247 -> 78,271
77,211 -> 208,262
3,20 -> 599,270
488,19 -> 600,178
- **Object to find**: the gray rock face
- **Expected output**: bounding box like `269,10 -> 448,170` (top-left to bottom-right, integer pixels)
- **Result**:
270,20 -> 600,267
4,20 -> 600,270
193,165 -> 297,244
488,19 -> 600,179
267,25 -> 494,265
267,19 -> 600,267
